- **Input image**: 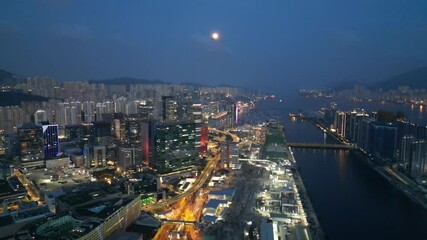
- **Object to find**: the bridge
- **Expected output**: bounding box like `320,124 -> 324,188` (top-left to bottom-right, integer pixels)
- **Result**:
160,219 -> 200,228
287,143 -> 356,150
238,158 -> 275,163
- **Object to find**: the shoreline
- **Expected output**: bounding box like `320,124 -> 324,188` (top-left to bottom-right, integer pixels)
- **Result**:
309,119 -> 427,211
353,150 -> 427,210
289,147 -> 326,240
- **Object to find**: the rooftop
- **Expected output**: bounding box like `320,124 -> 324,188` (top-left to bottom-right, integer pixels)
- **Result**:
0,177 -> 26,200
208,188 -> 235,198
201,215 -> 218,224
29,195 -> 139,239
205,199 -> 228,209
107,231 -> 143,240
25,168 -> 91,194
134,213 -> 161,228
75,196 -> 134,219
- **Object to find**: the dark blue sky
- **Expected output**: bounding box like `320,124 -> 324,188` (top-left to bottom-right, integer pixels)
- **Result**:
1,1 -> 427,92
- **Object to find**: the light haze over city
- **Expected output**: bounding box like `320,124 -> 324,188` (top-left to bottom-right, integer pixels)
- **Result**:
1,1 -> 427,91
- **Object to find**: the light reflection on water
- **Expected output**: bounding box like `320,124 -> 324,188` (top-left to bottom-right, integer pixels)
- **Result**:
253,95 -> 427,240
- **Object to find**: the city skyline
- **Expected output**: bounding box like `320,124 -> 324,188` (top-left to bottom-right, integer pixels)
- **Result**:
1,1 -> 427,93
1,1 -> 427,239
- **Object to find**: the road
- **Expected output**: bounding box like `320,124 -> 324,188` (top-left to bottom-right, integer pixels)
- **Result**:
203,163 -> 266,240
142,153 -> 220,212
209,128 -> 240,142
142,128 -> 239,212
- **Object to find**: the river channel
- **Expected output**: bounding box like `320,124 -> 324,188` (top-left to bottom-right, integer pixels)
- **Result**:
253,95 -> 427,240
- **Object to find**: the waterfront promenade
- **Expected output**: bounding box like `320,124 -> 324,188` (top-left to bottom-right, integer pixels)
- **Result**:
287,145 -> 325,240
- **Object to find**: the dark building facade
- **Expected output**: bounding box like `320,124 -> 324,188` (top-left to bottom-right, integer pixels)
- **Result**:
368,122 -> 398,160
18,124 -> 44,168
409,140 -> 427,178
42,124 -> 59,159
151,120 -> 198,173
162,96 -> 178,121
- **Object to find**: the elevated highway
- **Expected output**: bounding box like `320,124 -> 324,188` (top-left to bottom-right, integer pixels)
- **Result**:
142,128 -> 237,212
160,219 -> 200,227
141,154 -> 219,212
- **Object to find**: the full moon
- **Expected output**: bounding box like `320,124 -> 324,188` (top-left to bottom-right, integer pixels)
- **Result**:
211,32 -> 220,41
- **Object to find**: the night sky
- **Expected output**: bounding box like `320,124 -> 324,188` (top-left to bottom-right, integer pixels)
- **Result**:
1,1 -> 427,92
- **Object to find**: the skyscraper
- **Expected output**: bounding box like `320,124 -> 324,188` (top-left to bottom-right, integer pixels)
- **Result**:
137,100 -> 155,119
0,130 -> 5,158
84,145 -> 106,168
334,111 -> 347,138
162,96 -> 178,121
409,140 -> 427,178
221,141 -> 239,169
93,121 -> 111,145
356,118 -> 372,151
369,122 -> 398,160
34,109 -> 48,125
18,123 -> 44,169
347,110 -> 369,143
42,124 -> 60,159
152,120 -> 198,173
400,135 -> 415,172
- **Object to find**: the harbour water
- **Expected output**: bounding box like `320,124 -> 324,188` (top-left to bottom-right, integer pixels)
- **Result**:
253,94 -> 427,240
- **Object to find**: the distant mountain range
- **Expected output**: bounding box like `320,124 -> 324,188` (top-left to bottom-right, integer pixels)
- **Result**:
88,77 -> 243,89
0,69 -> 14,79
0,91 -> 50,106
0,68 -> 252,95
0,69 -> 23,85
372,66 -> 427,90
88,77 -> 167,86
327,66 -> 427,91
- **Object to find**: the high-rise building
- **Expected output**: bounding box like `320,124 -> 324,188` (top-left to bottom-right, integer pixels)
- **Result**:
0,130 -> 5,158
115,97 -> 127,114
33,109 -> 47,125
334,111 -> 347,138
221,141 -> 239,169
118,147 -> 137,170
347,110 -> 369,143
137,100 -> 155,119
83,145 -> 106,168
200,125 -> 208,153
65,124 -> 82,142
123,119 -> 142,146
151,120 -> 198,173
409,140 -> 427,178
400,135 -> 415,172
162,96 -> 178,121
42,124 -> 60,159
141,121 -> 154,164
0,106 -> 24,134
65,123 -> 95,147
121,118 -> 145,164
356,118 -> 372,151
81,123 -> 95,146
93,121 -> 111,145
368,122 -> 398,160
397,120 -> 427,144
18,124 -> 44,169
83,101 -> 95,123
